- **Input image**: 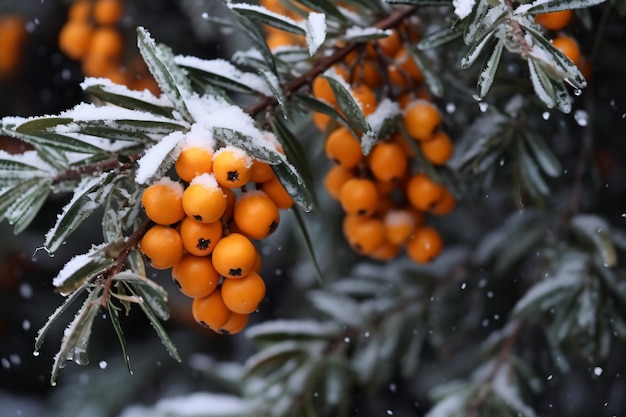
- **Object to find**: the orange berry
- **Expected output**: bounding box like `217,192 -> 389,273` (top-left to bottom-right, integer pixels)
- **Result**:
211,233 -> 257,278
350,84 -> 377,116
221,271 -> 266,314
312,66 -> 348,106
192,289 -> 232,330
0,14 -> 26,79
68,0 -> 92,21
552,36 -> 581,67
182,174 -> 227,223
351,60 -> 383,89
369,241 -> 401,261
383,208 -> 418,246
406,173 -> 444,212
88,26 -> 124,62
81,52 -> 118,77
324,164 -> 355,201
391,48 -> 423,85
420,130 -> 454,165
218,312 -> 249,335
368,141 -> 408,182
179,216 -> 223,256
139,225 -> 183,270
260,176 -> 294,209
266,32 -> 302,51
58,20 -> 93,61
535,10 -> 572,30
221,187 -> 237,222
431,188 -> 456,216
312,112 -> 332,132
233,191 -> 280,240
403,100 -> 441,141
141,179 -> 185,225
175,146 -> 214,183
324,126 -> 363,169
339,178 -> 379,217
342,215 -> 385,255
250,160 -> 275,183
94,0 -> 124,26
376,29 -> 402,58
171,254 -> 220,298
212,148 -> 252,188
406,227 -> 443,263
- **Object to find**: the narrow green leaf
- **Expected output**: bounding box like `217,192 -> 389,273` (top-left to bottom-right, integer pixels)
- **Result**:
107,300 -> 132,373
128,280 -> 170,321
244,341 -> 308,375
325,76 -> 371,134
83,84 -> 174,117
6,180 -> 51,234
271,118 -> 314,186
246,319 -> 341,340
418,27 -> 462,50
308,291 -> 362,327
136,27 -> 193,122
183,66 -> 257,95
293,93 -> 360,139
522,0 -> 606,15
34,281 -> 90,353
408,45 -> 444,97
229,3 -> 306,35
137,292 -> 181,362
231,12 -> 278,74
461,28 -> 496,70
522,129 -> 562,177
296,0 -> 348,23
291,207 -> 323,284
259,68 -> 291,120
528,58 -> 557,109
570,215 -> 617,267
519,145 -> 550,197
8,129 -> 109,155
272,155 -> 315,212
213,127 -> 283,165
14,117 -> 73,134
54,250 -> 115,296
385,0 -> 453,5
476,37 -> 504,99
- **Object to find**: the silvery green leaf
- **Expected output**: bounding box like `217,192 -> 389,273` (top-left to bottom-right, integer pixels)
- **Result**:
244,341 -> 308,374
297,0 -> 348,23
408,45 -> 444,97
570,214 -> 617,267
107,300 -> 131,373
308,291 -> 363,327
385,0 -> 453,5
213,127 -> 283,165
325,76 -> 371,134
82,83 -> 174,118
246,319 -> 341,340
461,28 -> 496,69
271,155 -> 315,212
528,58 -> 556,109
476,37 -> 504,99
229,2 -> 306,35
135,287 -> 181,362
259,68 -> 291,120
522,128 -> 562,177
418,27 -> 462,50
53,244 -> 115,295
517,0 -> 607,15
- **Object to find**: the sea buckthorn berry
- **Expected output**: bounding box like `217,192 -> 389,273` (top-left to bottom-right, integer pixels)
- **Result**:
175,146 -> 214,183
390,48 -> 424,86
179,216 -> 223,256
94,0 -> 124,26
403,100 -> 442,142
212,147 -> 253,188
192,289 -> 231,330
342,215 -> 385,255
312,66 -> 348,107
351,60 -> 383,89
339,178 -> 379,217
261,176 -> 294,209
390,131 -> 415,157
374,29 -> 402,58
221,187 -> 237,222
420,130 -> 454,165
252,248 -> 262,273
58,20 -> 93,61
312,112 -> 332,132
233,191 -> 280,240
211,233 -> 257,278
431,188 -> 456,216
250,160 -> 275,183
406,227 -> 443,264
384,208 -> 418,246
221,271 -> 267,314
218,312 -> 249,335
171,254 -> 220,298
182,173 -> 227,223
140,225 -> 183,270
552,36 -> 581,67
82,52 -> 118,77
369,241 -> 401,261
535,10 -> 572,30
68,0 -> 92,21
350,84 -> 377,116
406,173 -> 444,212
369,141 -> 408,182
88,26 -> 124,62
324,126 -> 363,169
324,164 -> 355,201
0,14 -> 26,79
141,178 -> 185,225
266,32 -> 300,51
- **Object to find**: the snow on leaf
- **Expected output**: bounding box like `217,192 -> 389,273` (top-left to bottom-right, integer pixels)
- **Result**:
528,58 -> 556,109
53,243 -> 114,295
516,0 -> 607,15
228,2 -> 305,35
135,131 -> 184,184
454,0 -> 477,19
246,319 -> 342,340
304,12 -> 326,56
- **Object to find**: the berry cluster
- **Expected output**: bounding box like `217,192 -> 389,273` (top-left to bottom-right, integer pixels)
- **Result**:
139,133 -> 293,334
58,0 -> 159,94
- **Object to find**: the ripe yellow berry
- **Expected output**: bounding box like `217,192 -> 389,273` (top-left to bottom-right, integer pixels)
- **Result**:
339,178 -> 379,217
211,233 -> 257,278
406,173 -> 444,212
139,225 -> 183,270
250,160 -> 275,183
93,0 -> 124,26
233,191 -> 280,240
324,164 -> 355,201
406,227 -> 443,263
175,146 -> 214,183
192,289 -> 232,330
368,141 -> 408,182
212,148 -> 253,188
179,216 -> 223,256
403,100 -> 441,142
260,177 -> 294,209
182,174 -> 227,223
324,126 -> 363,169
342,215 -> 386,255
383,208 -> 419,246
420,131 -> 453,165
221,271 -> 266,314
171,254 -> 220,298
141,178 -> 185,225
218,312 -> 250,335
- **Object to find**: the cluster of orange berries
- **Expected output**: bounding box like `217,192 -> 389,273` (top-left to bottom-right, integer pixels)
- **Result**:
138,134 -> 294,335
535,9 -> 588,76
0,14 -> 27,81
258,0 -> 457,264
58,0 -> 159,94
